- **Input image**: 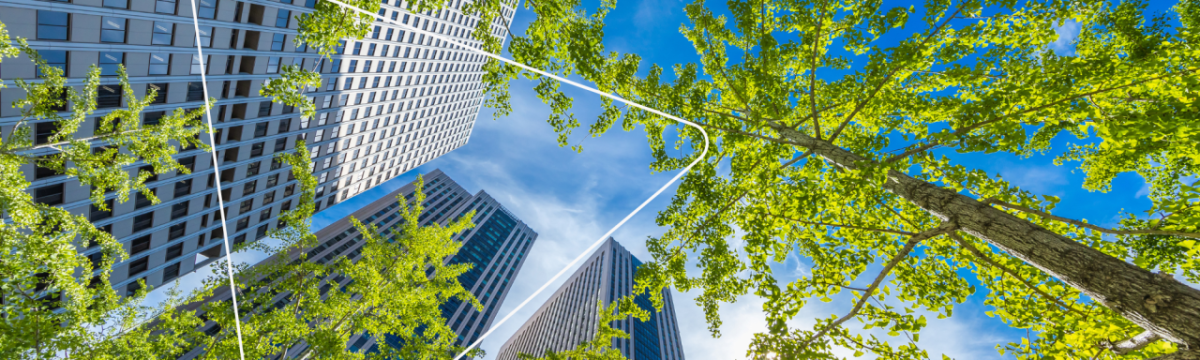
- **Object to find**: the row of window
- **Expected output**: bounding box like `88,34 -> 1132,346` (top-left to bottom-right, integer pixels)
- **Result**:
36,10 -> 293,52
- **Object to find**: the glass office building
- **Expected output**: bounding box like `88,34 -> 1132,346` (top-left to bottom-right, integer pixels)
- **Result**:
0,0 -> 515,297
496,238 -> 686,360
172,169 -> 538,357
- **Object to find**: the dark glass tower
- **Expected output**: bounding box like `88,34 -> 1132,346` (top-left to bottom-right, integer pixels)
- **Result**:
172,169 -> 538,358
329,168 -> 540,353
496,238 -> 686,360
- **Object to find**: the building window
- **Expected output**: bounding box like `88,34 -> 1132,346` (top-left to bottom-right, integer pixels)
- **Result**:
128,258 -> 148,277
162,262 -> 181,282
236,217 -> 250,231
130,235 -> 152,255
171,201 -> 189,220
169,222 -> 187,239
132,213 -> 154,232
328,59 -> 342,73
34,157 -> 58,179
34,122 -> 56,145
90,199 -> 114,221
273,138 -> 287,152
166,243 -> 184,260
174,179 -> 193,197
147,83 -> 169,104
266,57 -> 280,74
145,53 -> 170,76
99,52 -> 124,76
187,82 -> 206,101
126,280 -> 142,297
103,0 -> 128,8
276,10 -> 290,28
156,0 -> 177,14
97,85 -> 122,108
135,189 -> 156,209
250,142 -> 265,157
271,33 -> 286,51
258,102 -> 272,118
254,123 -> 269,137
259,208 -> 272,222
255,224 -> 269,239
37,11 -> 69,41
38,50 -> 67,78
143,111 -> 165,126
263,191 -> 276,204
152,21 -> 174,45
34,184 -> 64,205
196,0 -> 217,19
348,60 -> 358,73
246,162 -> 261,177
101,17 -> 127,43
198,26 -> 213,47
191,54 -> 205,75
180,156 -> 196,173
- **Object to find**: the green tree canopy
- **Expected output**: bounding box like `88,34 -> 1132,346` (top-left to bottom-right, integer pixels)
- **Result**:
482,0 -> 1200,358
0,23 -> 213,358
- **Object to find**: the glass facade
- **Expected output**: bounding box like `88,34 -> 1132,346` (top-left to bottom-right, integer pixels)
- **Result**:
497,238 -> 687,360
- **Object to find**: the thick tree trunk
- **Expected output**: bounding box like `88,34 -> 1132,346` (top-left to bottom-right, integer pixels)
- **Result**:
770,125 -> 1200,347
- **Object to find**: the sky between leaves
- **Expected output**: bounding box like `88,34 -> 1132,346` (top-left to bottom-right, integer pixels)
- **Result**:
144,0 -> 1190,358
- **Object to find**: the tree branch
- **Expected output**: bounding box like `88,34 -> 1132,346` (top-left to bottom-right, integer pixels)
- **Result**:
948,232 -> 1088,317
884,68 -> 1199,164
761,211 -> 916,236
1102,330 -> 1161,355
797,222 -> 956,346
826,0 -> 969,142
985,198 -> 1200,239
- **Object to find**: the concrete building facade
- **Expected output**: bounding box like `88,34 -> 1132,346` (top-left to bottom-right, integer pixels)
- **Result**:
496,238 -> 686,360
0,0 -> 515,296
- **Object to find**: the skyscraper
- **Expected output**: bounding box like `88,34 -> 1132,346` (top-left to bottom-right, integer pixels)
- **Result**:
171,169 -> 538,358
0,0 -> 516,296
496,238 -> 686,360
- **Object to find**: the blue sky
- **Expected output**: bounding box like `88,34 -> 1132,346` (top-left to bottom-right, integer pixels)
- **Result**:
146,0 -> 1190,358
320,0 -> 1184,359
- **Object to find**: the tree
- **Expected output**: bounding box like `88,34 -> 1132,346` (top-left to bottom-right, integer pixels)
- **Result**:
0,21 -> 214,358
517,297 -> 648,360
482,0 -> 1200,358
86,146 -> 486,359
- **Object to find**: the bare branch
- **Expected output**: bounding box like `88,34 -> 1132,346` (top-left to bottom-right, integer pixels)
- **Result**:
1102,331 -> 1161,355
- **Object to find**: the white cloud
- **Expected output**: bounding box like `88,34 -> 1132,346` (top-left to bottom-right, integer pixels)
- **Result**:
1050,20 -> 1081,56
995,162 -> 1069,196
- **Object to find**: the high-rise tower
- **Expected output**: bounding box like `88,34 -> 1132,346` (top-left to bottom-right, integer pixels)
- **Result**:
496,238 -> 687,360
0,0 -> 516,296
171,169 -> 538,358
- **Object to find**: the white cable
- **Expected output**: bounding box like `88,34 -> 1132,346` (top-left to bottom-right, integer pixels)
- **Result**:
188,1 -> 247,359
308,1 -> 710,359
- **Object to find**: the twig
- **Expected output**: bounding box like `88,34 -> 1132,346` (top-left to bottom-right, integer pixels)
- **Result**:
796,222 -> 955,347
761,211 -> 916,236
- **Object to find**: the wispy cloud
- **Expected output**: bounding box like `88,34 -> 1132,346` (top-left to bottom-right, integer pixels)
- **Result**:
1050,20 -> 1081,56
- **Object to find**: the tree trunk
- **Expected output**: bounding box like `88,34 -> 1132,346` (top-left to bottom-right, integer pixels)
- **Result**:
770,124 -> 1200,347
